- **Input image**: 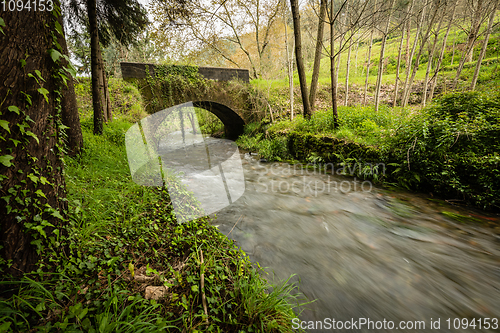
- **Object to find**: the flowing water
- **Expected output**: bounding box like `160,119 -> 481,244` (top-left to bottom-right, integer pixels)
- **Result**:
164,137 -> 500,332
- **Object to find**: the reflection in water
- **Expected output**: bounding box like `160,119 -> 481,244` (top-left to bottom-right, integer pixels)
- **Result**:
205,140 -> 499,333
124,102 -> 244,223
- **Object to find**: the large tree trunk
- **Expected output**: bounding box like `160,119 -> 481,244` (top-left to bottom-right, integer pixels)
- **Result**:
374,0 -> 395,112
429,0 -> 459,102
309,0 -> 327,109
470,1 -> 498,91
0,8 -> 68,276
57,13 -> 83,156
87,0 -> 105,135
290,0 -> 312,118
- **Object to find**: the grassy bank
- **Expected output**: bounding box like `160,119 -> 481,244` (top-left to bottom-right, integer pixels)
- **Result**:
0,119 -> 303,332
237,90 -> 500,211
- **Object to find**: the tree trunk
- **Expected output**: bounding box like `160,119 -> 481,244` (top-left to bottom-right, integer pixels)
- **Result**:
284,6 -> 294,119
345,31 -> 353,106
0,7 -> 68,276
87,0 -> 105,134
402,1 -> 429,107
57,11 -> 83,156
422,5 -> 446,107
290,0 -> 312,118
428,0 -> 458,103
394,0 -> 414,107
309,0 -> 327,109
470,1 -> 498,91
452,0 -> 484,88
393,26 -> 406,107
374,0 -> 395,112
363,0 -> 378,105
329,0 -> 338,128
466,0 -> 484,63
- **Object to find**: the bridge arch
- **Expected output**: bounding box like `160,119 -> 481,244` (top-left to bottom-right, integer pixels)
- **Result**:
192,101 -> 245,140
120,62 -> 249,140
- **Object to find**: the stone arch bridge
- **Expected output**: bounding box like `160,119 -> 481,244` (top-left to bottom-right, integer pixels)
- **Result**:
120,62 -> 250,140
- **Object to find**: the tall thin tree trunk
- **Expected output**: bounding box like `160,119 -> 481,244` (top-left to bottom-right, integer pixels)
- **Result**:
466,0 -> 484,63
452,0 -> 484,89
290,0 -> 312,118
87,0 -> 104,135
470,1 -> 498,91
422,5 -> 446,107
393,26 -> 406,107
309,0 -> 327,108
330,0 -> 339,128
354,38 -> 359,75
374,0 -> 395,112
57,10 -> 83,156
429,0 -> 458,103
102,65 -> 113,121
402,1 -> 428,107
345,31 -> 353,106
284,7 -> 294,119
451,31 -> 457,66
394,0 -> 414,107
363,0 -> 377,105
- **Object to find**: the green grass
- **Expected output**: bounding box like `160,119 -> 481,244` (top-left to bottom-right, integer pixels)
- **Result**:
0,119 -> 305,332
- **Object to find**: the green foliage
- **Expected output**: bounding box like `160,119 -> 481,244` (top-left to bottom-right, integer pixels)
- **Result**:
1,121 -> 303,332
386,91 -> 500,209
195,108 -> 224,137
74,77 -> 147,122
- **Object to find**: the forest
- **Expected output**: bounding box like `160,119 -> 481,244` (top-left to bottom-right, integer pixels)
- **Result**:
1,0 -> 499,332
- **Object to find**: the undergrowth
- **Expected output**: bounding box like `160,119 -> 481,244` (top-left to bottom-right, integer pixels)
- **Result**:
0,119 -> 304,332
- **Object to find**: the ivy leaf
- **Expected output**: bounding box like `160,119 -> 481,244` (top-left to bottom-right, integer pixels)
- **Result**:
0,120 -> 10,133
9,139 -> 20,147
35,70 -> 45,82
8,106 -> 20,114
49,49 -> 62,63
0,155 -> 14,167
54,21 -> 63,36
0,17 -> 5,35
28,174 -> 39,184
38,88 -> 49,103
25,131 -> 39,144
35,189 -> 46,199
51,210 -> 64,220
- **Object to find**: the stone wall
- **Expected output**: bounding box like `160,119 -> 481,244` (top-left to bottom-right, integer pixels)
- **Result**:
120,62 -> 250,82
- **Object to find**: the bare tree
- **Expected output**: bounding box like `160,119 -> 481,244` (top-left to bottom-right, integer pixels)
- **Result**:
470,0 -> 498,90
363,0 -> 378,105
401,0 -> 431,107
290,0 -> 312,118
427,0 -> 459,103
393,0 -> 414,107
309,0 -> 328,108
452,0 -> 494,88
374,0 -> 396,112
422,0 -> 447,107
